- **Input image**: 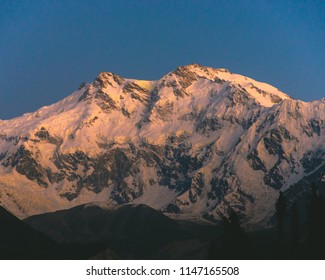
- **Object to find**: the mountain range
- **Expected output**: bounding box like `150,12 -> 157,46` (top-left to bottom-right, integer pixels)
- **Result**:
0,63 -> 324,228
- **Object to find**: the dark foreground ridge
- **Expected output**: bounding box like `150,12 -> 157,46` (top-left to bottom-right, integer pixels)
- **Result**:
1,196 -> 325,259
23,193 -> 325,260
0,205 -> 104,260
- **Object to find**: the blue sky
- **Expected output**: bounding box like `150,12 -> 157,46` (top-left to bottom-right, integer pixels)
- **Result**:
1,0 -> 324,119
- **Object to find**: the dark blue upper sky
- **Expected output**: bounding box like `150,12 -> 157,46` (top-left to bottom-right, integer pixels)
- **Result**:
1,0 -> 324,119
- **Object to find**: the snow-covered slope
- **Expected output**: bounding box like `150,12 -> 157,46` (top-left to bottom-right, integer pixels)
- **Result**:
0,64 -> 324,227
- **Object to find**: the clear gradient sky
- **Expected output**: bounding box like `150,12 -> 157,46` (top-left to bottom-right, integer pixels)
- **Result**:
0,0 -> 324,119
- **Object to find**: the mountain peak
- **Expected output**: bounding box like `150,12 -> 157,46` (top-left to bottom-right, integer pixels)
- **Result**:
161,64 -> 291,107
93,71 -> 126,89
174,63 -> 230,73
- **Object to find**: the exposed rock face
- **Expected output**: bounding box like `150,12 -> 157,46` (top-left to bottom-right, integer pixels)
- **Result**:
0,64 -> 324,227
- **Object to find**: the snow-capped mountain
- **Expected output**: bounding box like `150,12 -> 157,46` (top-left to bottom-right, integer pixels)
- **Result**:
0,64 -> 324,226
